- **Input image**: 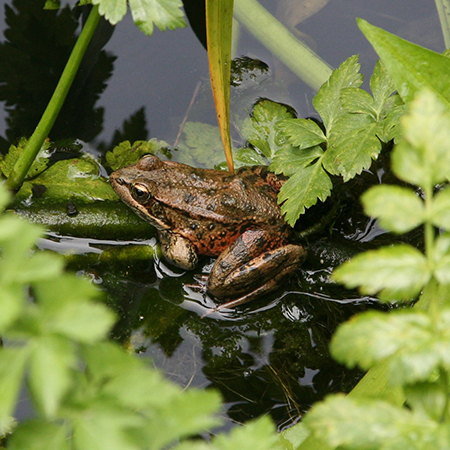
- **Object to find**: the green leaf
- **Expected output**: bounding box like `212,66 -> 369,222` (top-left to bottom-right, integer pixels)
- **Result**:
212,416 -> 280,450
106,139 -> 168,171
391,89 -> 450,187
362,185 -> 424,233
28,335 -> 75,418
271,145 -> 324,176
242,99 -> 296,159
332,244 -> 429,301
278,118 -> 326,150
304,394 -> 447,450
92,0 -> 127,25
432,233 -> 450,285
331,309 -> 450,386
278,158 -> 333,226
0,348 -> 29,421
8,420 -> 69,450
313,55 -> 363,132
405,381 -> 448,422
128,0 -> 186,34
430,186 -> 450,230
358,19 -> 450,109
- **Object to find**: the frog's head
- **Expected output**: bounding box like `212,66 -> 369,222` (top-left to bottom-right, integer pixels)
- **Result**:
110,155 -> 170,230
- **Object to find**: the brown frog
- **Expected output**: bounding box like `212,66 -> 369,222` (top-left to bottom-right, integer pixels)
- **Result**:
110,155 -> 306,308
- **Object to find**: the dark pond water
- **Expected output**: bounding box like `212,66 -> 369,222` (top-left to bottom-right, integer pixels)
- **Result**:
0,0 -> 441,430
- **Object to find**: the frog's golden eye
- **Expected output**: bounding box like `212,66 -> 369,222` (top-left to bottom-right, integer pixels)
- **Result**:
131,183 -> 152,202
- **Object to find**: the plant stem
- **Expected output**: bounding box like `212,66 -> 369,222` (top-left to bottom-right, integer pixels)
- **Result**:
435,0 -> 450,49
6,5 -> 101,191
233,0 -> 333,91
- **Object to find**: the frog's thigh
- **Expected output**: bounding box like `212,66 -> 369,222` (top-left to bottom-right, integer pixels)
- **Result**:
207,230 -> 305,299
158,231 -> 198,270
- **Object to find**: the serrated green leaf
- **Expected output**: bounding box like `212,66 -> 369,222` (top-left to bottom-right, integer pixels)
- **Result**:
242,99 -> 296,159
313,55 -> 363,131
0,348 -> 29,421
270,145 -> 324,176
8,420 -> 69,450
213,416 -> 279,450
370,60 -> 398,115
331,309 -> 450,386
358,19 -> 450,109
29,335 -> 75,418
92,0 -> 127,25
332,244 -> 429,301
430,186 -> 450,230
278,159 -> 332,226
128,0 -> 186,35
362,185 -> 424,233
392,89 -> 450,188
304,394 -> 447,450
106,139 -> 167,171
279,118 -> 326,149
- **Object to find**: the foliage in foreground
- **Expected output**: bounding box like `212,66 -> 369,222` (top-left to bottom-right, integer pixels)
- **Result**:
0,185 -> 282,449
301,89 -> 450,450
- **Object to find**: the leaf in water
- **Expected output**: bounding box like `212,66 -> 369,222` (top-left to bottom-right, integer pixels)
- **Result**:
362,185 -> 424,233
358,19 -> 450,108
106,139 -> 168,171
304,394 -> 445,449
278,158 -> 332,226
313,55 -> 363,131
129,0 -> 186,35
392,89 -> 450,188
0,348 -> 29,422
8,420 -> 69,450
29,335 -> 75,418
206,0 -> 234,171
332,244 -> 429,301
241,99 -> 296,159
278,118 -> 326,150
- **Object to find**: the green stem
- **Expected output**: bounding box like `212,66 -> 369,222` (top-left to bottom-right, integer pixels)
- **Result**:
6,5 -> 101,191
233,0 -> 333,91
435,0 -> 450,49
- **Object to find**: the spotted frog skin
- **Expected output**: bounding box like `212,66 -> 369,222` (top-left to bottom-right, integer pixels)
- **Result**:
110,155 -> 306,307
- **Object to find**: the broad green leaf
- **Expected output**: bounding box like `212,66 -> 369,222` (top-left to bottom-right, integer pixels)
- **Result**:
332,244 -> 429,301
212,416 -> 279,450
92,0 -> 127,25
313,55 -> 363,131
304,394 -> 447,450
278,118 -> 326,150
129,0 -> 186,35
362,185 -> 424,233
405,381 -> 448,422
271,145 -> 324,177
17,252 -> 64,284
206,0 -> 234,171
106,139 -> 168,171
391,89 -> 450,187
242,99 -> 296,159
358,19 -> 450,109
433,233 -> 450,285
29,335 -> 75,418
278,159 -> 332,226
8,420 -> 69,450
0,348 -> 29,421
0,285 -> 24,332
430,186 -> 450,230
331,309 -> 450,386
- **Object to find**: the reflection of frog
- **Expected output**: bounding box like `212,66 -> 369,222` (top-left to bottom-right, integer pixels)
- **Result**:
110,155 -> 306,308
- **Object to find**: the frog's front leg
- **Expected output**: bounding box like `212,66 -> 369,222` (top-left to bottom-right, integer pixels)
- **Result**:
206,229 -> 306,307
158,230 -> 198,270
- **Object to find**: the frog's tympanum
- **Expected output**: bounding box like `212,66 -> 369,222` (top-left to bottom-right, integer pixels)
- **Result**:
110,155 -> 306,308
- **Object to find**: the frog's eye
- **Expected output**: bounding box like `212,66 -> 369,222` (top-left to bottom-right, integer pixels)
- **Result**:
131,183 -> 152,202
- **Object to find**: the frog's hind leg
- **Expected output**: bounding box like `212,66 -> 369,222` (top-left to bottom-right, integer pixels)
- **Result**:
206,229 -> 306,307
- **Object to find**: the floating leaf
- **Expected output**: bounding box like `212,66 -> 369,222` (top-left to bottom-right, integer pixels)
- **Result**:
362,185 -> 424,233
332,244 -> 429,301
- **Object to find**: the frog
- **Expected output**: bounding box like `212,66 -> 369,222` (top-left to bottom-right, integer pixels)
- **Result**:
110,155 -> 306,308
